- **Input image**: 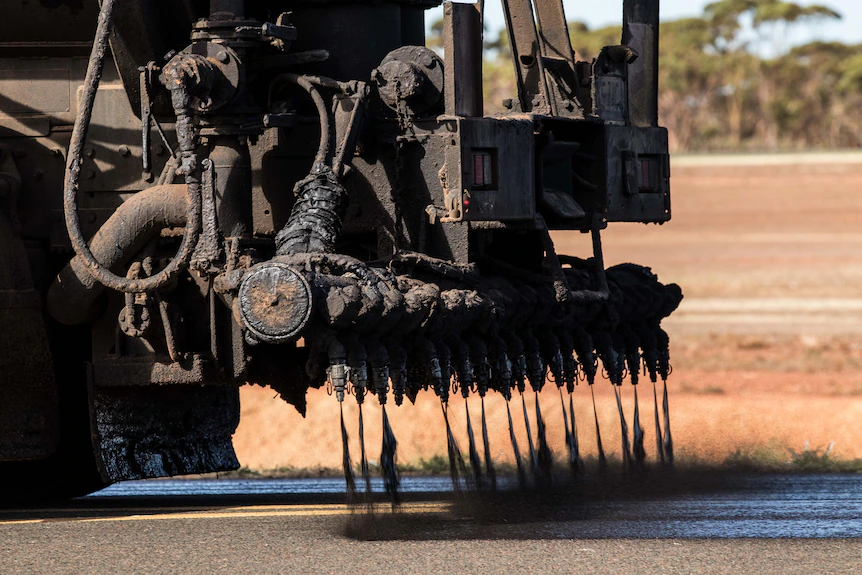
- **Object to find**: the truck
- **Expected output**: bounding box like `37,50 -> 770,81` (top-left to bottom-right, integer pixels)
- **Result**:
0,0 -> 680,501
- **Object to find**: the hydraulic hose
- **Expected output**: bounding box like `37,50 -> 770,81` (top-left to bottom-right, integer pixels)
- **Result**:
269,73 -> 331,167
63,0 -> 201,294
271,73 -> 348,255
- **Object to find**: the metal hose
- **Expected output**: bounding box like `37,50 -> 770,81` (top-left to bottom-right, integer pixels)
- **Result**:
63,0 -> 201,294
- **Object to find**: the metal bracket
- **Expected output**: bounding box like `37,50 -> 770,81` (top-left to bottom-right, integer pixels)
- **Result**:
501,0 -> 551,114
533,0 -> 583,117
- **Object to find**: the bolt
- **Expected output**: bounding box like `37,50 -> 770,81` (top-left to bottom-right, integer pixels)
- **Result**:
88,212 -> 98,223
217,51 -> 230,63
119,145 -> 131,157
154,144 -> 166,156
33,170 -> 43,181
85,168 -> 96,179
84,147 -> 95,158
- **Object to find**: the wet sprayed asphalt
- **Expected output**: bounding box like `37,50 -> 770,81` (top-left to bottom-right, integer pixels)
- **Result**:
1,473 -> 861,574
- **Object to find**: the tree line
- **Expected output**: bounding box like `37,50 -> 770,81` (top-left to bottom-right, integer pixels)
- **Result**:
433,1 -> 861,152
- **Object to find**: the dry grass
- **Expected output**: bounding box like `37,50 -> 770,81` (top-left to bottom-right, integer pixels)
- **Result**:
672,333 -> 862,374
205,443 -> 862,479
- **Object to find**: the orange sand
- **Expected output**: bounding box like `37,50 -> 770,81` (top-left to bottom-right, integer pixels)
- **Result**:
233,370 -> 862,469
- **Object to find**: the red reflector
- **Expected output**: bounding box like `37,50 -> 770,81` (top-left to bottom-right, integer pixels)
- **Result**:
473,154 -> 485,187
641,160 -> 650,189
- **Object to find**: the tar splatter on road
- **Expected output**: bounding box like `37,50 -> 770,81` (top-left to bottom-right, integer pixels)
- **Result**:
1,473 -> 862,574
0,473 -> 862,574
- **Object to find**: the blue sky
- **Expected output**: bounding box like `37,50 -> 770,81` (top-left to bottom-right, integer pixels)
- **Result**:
427,0 -> 862,47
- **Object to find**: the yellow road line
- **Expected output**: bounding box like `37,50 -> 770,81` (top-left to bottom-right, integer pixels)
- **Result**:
0,502 -> 451,526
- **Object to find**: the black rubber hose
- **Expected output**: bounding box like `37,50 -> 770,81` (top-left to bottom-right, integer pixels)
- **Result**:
63,0 -> 201,294
269,73 -> 331,167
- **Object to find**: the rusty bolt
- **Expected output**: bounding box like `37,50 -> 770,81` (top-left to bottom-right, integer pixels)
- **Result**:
33,170 -> 44,181
217,51 -> 230,64
119,145 -> 131,157
84,147 -> 95,158
154,144 -> 166,156
118,304 -> 151,338
85,168 -> 96,180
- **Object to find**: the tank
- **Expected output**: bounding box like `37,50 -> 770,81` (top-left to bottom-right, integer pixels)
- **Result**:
0,0 -> 680,500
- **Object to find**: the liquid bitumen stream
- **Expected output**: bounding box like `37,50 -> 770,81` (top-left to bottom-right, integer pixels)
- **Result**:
380,405 -> 399,503
520,392 -> 539,479
465,401 -> 484,489
481,397 -> 497,490
591,384 -> 608,469
340,403 -> 356,502
653,379 -> 666,464
358,402 -> 371,497
506,400 -> 527,488
632,385 -> 646,467
569,392 -> 582,471
613,385 -> 633,470
336,358 -> 676,502
663,378 -> 674,464
535,395 -> 553,482
442,402 -> 469,492
559,387 -> 577,473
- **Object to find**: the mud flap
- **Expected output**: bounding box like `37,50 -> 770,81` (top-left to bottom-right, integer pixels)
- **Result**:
89,380 -> 241,482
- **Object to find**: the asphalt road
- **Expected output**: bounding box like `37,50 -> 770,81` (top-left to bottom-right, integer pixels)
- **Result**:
1,474 -> 861,574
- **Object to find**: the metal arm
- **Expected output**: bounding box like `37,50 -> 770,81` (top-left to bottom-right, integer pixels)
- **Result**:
623,0 -> 660,127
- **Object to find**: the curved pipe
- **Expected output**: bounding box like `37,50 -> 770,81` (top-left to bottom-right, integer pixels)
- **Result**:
64,0 -> 201,295
268,73 -> 331,168
48,184 -> 189,326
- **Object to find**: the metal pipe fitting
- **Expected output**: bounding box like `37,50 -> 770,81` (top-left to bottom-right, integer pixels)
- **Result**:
48,184 -> 190,325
